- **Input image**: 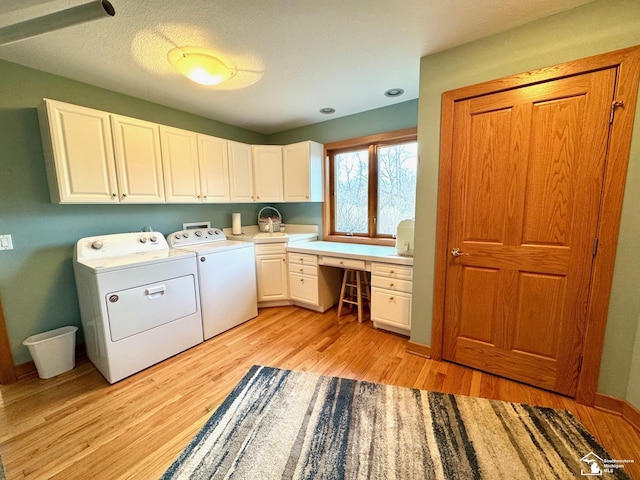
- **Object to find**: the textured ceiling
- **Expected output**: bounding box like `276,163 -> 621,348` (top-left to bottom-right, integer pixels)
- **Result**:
0,0 -> 593,134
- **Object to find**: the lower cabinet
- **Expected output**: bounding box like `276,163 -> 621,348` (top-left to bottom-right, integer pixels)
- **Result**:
370,262 -> 413,335
288,253 -> 341,312
255,244 -> 289,304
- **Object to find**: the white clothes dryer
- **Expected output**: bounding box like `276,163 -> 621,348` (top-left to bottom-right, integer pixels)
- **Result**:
168,228 -> 258,340
73,232 -> 203,383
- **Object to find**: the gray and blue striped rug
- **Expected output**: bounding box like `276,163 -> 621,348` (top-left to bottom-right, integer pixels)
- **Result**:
162,365 -> 629,479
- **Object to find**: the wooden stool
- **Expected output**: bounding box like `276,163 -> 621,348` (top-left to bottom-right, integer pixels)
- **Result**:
337,269 -> 371,323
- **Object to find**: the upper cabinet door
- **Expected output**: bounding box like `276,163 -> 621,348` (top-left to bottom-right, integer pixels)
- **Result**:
160,126 -> 200,203
228,140 -> 254,203
38,99 -> 118,203
252,145 -> 283,202
111,115 -> 165,203
198,134 -> 230,203
283,141 -> 324,202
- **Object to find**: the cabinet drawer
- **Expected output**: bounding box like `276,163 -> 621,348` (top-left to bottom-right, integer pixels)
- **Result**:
371,275 -> 412,294
289,273 -> 319,304
371,262 -> 412,280
371,288 -> 411,327
289,263 -> 318,276
255,243 -> 287,255
288,252 -> 318,266
320,256 -> 365,270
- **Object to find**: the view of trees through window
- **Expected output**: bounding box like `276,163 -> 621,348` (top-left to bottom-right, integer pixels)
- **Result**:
332,139 -> 417,238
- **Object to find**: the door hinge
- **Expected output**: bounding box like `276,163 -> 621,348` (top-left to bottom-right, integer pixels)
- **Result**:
610,100 -> 624,124
592,237 -> 599,257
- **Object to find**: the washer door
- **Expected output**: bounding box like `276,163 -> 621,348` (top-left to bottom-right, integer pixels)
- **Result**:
106,274 -> 198,341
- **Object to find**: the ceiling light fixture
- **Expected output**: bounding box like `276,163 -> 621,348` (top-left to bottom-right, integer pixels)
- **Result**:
168,47 -> 235,86
319,107 -> 336,114
0,0 -> 115,46
384,88 -> 405,97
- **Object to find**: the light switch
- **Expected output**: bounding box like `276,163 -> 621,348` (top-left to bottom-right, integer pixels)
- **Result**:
0,234 -> 13,250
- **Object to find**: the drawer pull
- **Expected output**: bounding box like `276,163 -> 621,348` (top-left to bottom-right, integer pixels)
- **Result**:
390,283 -> 395,287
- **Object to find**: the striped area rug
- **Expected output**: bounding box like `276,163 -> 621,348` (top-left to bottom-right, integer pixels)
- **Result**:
162,365 -> 629,479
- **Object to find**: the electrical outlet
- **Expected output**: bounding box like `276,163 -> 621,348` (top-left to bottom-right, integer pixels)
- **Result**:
0,234 -> 13,250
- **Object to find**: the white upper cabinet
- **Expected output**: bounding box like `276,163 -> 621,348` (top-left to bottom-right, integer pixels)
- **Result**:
198,134 -> 230,203
228,140 -> 254,203
161,127 -> 230,203
160,126 -> 200,203
283,141 -> 324,202
39,99 -> 324,205
38,99 -> 119,203
110,115 -> 165,203
252,145 -> 283,202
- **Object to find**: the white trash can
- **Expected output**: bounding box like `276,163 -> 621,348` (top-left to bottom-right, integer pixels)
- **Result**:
23,326 -> 78,379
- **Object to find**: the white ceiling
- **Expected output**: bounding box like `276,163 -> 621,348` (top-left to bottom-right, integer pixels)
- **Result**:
0,0 -> 593,134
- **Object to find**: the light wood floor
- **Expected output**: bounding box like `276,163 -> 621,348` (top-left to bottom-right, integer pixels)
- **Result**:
1,306 -> 639,479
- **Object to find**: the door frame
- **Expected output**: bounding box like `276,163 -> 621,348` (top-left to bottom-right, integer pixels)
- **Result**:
431,45 -> 640,405
0,296 -> 17,384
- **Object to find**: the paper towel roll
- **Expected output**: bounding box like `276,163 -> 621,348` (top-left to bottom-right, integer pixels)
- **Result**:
232,212 -> 242,235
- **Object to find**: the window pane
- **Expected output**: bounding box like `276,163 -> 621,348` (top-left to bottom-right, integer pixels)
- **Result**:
334,149 -> 369,234
377,142 -> 417,235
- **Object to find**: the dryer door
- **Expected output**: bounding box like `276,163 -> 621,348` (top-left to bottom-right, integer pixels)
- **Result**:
106,274 -> 198,341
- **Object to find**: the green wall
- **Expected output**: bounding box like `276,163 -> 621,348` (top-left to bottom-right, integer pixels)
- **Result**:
0,59 -> 418,366
412,0 -> 640,406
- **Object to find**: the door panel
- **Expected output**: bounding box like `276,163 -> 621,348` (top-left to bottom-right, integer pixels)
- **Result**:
443,67 -> 617,396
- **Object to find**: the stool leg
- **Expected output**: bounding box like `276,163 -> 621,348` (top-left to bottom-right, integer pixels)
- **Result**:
337,269 -> 348,317
356,271 -> 363,323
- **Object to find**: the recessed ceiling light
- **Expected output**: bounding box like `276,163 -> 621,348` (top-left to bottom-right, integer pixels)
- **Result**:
319,107 -> 336,114
384,88 -> 404,97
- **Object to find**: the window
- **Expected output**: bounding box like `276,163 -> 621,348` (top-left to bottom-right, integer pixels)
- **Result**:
326,128 -> 417,243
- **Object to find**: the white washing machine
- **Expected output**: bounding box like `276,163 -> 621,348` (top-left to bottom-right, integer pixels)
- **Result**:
73,232 -> 204,383
168,228 -> 258,340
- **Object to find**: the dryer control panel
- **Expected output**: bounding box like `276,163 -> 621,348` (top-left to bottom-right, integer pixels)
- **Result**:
167,228 -> 227,247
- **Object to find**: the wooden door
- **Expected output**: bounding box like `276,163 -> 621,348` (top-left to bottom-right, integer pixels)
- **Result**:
442,68 -> 617,396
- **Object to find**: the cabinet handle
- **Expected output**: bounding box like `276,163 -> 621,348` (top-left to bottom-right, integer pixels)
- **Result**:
282,258 -> 286,262
122,193 -> 127,197
299,268 -> 304,272
300,279 -> 304,284
112,193 -> 117,197
390,283 -> 395,287
389,297 -> 394,301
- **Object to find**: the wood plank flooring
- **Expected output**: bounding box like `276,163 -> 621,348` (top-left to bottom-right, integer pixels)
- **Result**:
1,306 -> 639,479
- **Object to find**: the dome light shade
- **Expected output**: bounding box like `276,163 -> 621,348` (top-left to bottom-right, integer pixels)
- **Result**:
168,48 -> 234,86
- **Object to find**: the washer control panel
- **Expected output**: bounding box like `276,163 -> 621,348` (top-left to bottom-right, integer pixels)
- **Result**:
167,228 -> 226,247
76,232 -> 168,260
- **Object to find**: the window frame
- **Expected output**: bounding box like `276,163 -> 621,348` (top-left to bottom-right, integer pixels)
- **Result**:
323,127 -> 418,245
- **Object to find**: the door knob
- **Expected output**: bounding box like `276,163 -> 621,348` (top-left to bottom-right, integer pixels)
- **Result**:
451,247 -> 468,257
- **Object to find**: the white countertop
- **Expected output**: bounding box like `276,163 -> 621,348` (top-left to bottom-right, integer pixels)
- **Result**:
222,224 -> 318,244
286,241 -> 414,266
